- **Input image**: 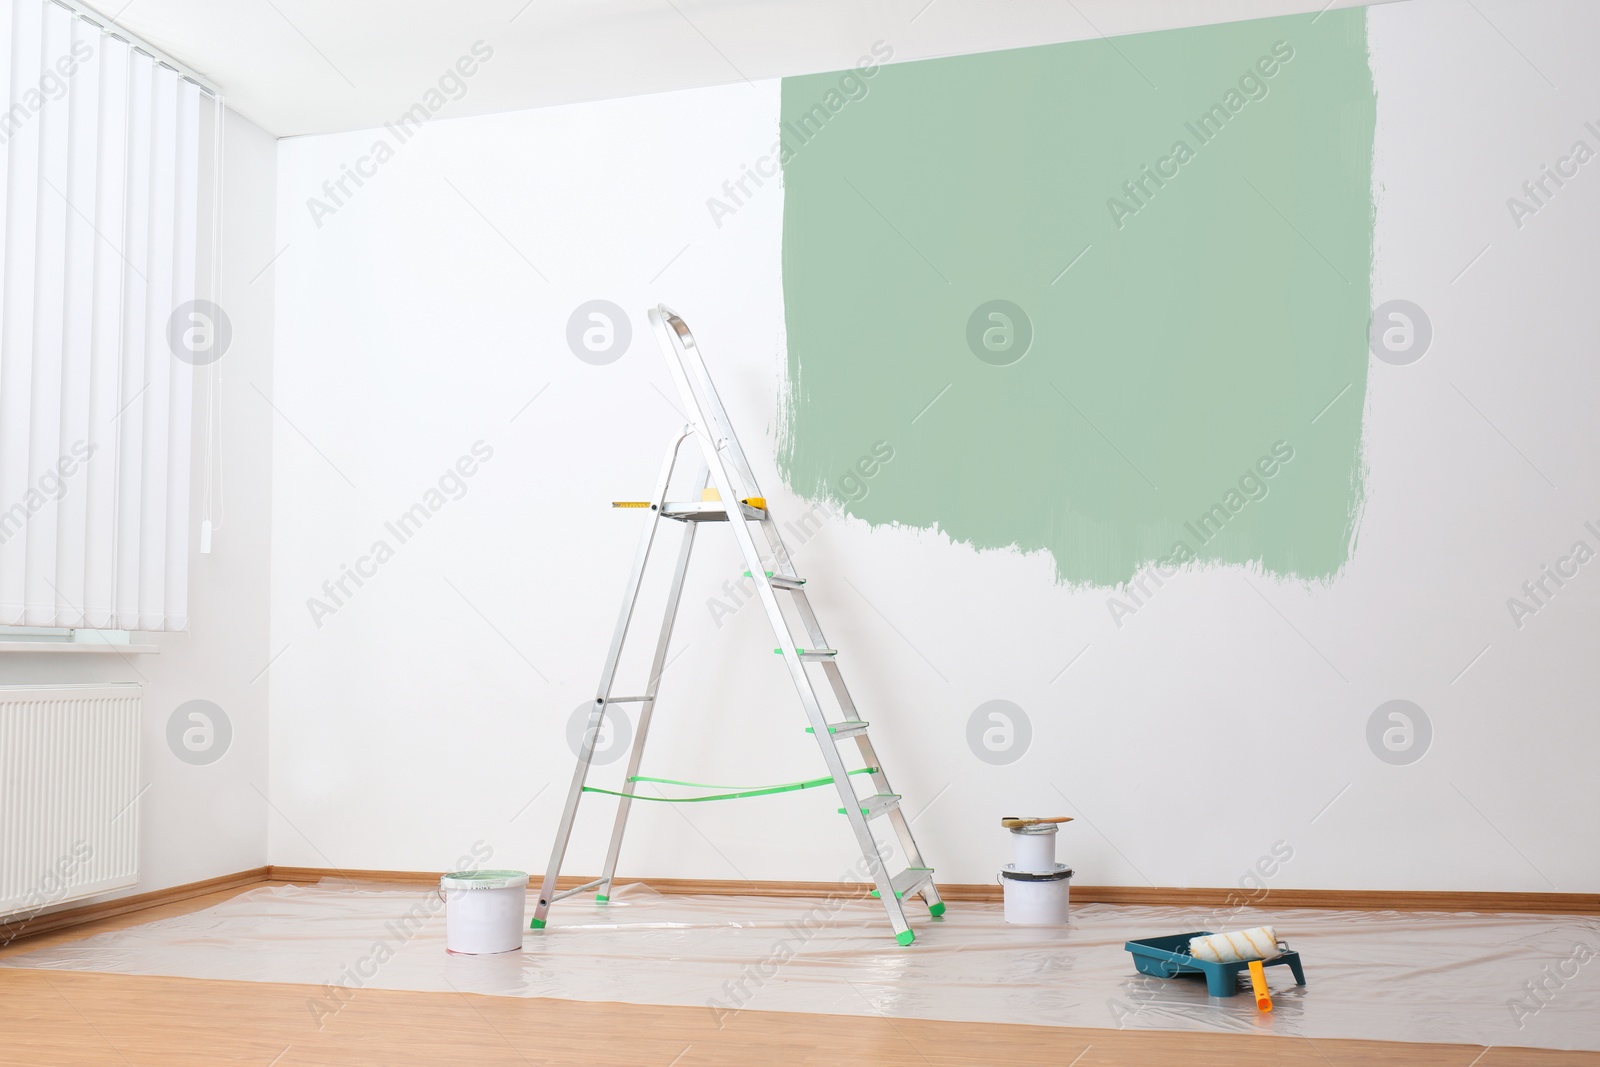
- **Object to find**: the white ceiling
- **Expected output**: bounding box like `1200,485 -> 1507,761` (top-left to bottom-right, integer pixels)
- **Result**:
97,0 -> 1396,138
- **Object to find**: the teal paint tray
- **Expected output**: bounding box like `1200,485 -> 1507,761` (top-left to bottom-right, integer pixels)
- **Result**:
1124,931 -> 1306,998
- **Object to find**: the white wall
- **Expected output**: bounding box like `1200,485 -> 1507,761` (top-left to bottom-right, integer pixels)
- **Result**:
117,0 -> 1402,137
3,108 -> 278,910
268,0 -> 1600,894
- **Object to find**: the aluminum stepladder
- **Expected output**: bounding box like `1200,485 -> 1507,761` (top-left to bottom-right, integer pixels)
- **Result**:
531,305 -> 943,945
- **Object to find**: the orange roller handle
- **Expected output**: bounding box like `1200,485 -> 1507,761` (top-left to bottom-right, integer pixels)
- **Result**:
1248,959 -> 1272,1011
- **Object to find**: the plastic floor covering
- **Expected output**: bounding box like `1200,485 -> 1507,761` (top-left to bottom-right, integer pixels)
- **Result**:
5,882 -> 1598,1051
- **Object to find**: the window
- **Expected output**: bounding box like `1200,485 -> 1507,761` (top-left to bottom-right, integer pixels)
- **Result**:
0,0 -> 221,631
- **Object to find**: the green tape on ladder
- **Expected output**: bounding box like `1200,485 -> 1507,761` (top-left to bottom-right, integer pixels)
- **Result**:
581,768 -> 878,804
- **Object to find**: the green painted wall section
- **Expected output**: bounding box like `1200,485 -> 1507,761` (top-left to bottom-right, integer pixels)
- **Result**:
776,11 -> 1374,587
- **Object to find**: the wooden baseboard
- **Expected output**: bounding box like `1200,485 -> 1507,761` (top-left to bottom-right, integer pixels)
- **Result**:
0,866 -> 270,947
265,867 -> 1600,915
8,865 -> 1591,948
1050,885 -> 1600,913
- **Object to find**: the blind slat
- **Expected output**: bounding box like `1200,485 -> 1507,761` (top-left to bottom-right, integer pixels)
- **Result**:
0,0 -> 43,624
23,2 -> 74,625
54,13 -> 101,620
134,59 -> 175,632
82,32 -> 129,628
111,48 -> 152,631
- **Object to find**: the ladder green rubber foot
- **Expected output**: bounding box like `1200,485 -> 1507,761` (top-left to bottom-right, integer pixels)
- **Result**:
595,894 -> 609,903
929,902 -> 946,918
530,917 -> 546,930
896,930 -> 915,947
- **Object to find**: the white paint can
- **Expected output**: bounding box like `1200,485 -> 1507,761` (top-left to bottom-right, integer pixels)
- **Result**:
441,870 -> 529,955
1009,822 -> 1059,873
999,864 -> 1072,925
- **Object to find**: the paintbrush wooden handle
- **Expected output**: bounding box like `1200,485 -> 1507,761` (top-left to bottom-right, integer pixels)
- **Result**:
1000,816 -> 1074,827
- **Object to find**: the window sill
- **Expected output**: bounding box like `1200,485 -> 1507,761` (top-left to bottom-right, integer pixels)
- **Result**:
0,640 -> 161,654
0,630 -> 160,655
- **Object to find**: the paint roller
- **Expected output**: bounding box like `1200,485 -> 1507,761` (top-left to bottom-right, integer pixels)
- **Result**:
1190,927 -> 1283,1010
1186,926 -> 1281,964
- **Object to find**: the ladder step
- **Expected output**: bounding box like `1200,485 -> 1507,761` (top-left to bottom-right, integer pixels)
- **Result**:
871,867 -> 935,901
806,721 -> 869,739
775,647 -> 837,660
744,570 -> 806,590
838,794 -> 901,820
601,696 -> 651,704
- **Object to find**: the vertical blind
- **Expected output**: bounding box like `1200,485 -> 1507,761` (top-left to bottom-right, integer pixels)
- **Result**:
0,0 -> 219,631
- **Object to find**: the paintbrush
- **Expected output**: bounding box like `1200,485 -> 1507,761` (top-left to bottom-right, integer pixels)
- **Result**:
1000,816 -> 1074,828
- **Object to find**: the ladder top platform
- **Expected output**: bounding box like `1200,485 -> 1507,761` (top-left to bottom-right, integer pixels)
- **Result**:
659,500 -> 768,522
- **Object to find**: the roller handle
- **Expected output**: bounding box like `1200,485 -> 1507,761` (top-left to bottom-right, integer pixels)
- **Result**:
1248,959 -> 1272,1011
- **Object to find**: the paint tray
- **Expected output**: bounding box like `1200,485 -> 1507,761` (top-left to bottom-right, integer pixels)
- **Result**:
1125,930 -> 1307,997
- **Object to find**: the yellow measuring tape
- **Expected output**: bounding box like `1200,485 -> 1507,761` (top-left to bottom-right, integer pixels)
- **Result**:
611,497 -> 766,510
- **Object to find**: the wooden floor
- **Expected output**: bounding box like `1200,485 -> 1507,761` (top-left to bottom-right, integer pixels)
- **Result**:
2,886 -> 1596,1067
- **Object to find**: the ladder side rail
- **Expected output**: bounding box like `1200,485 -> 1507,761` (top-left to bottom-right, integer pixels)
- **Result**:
819,657 -> 897,836
592,429 -> 695,694
596,463 -> 710,900
830,712 -> 932,868
652,311 -> 913,941
772,571 -> 868,736
534,431 -> 691,925
652,306 -> 764,501
822,667 -> 943,911
694,427 -> 912,938
785,589 -> 845,703
750,463 -> 942,913
752,518 -> 843,703
881,804 -> 943,909
665,309 -> 763,498
755,516 -> 806,583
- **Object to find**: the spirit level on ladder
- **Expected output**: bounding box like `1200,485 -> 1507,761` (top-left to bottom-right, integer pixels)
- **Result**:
532,305 -> 943,945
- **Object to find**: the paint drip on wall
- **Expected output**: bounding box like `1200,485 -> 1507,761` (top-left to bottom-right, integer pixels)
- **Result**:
775,11 -> 1375,587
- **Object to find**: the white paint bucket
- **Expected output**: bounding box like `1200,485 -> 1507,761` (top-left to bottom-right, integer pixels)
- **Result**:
1009,823 -> 1058,873
441,870 -> 529,955
1000,864 -> 1072,926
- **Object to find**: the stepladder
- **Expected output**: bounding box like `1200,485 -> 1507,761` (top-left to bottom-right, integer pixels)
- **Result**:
531,305 -> 943,945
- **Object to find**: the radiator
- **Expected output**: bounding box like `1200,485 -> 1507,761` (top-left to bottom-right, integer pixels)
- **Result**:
0,683 -> 141,921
